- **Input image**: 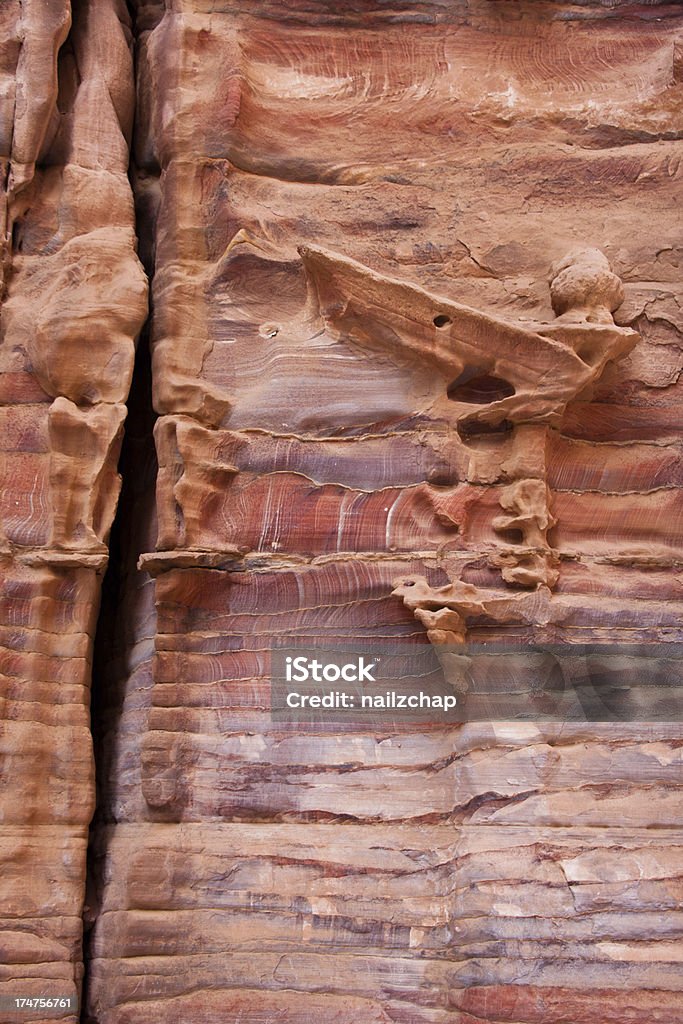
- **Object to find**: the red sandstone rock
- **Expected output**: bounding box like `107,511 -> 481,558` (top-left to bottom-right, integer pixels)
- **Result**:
1,1 -> 683,1023
0,0 -> 146,1019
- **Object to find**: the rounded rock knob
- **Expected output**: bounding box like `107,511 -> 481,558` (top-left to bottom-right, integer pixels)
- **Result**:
549,247 -> 624,322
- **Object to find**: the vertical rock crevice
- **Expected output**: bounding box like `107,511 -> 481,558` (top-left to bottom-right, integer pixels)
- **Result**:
83,332 -> 157,1024
83,3 -> 159,1017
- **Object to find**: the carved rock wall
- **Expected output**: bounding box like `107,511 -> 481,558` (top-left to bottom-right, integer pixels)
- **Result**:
1,0 -> 683,1022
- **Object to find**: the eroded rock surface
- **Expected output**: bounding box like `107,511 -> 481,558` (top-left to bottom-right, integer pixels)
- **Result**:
2,0 -> 683,1022
89,1 -> 683,1021
0,0 -> 146,1018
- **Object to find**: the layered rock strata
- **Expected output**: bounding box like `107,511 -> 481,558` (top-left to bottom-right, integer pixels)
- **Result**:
0,0 -> 146,1018
89,1 -> 683,1021
2,1 -> 683,1022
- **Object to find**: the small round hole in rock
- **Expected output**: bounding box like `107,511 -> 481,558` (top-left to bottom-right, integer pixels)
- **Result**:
448,372 -> 515,404
433,314 -> 452,328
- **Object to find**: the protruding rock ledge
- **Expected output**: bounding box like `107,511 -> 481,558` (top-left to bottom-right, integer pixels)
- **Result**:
138,548 -> 247,576
18,549 -> 110,572
393,574 -> 554,645
299,244 -> 639,430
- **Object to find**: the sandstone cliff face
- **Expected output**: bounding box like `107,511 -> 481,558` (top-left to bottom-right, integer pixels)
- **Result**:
0,1 -> 146,1018
1,1 -> 683,1022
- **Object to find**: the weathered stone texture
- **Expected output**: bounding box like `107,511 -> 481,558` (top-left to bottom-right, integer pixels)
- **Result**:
1,0 -> 146,1018
87,1 -> 683,1022
2,0 -> 683,1022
